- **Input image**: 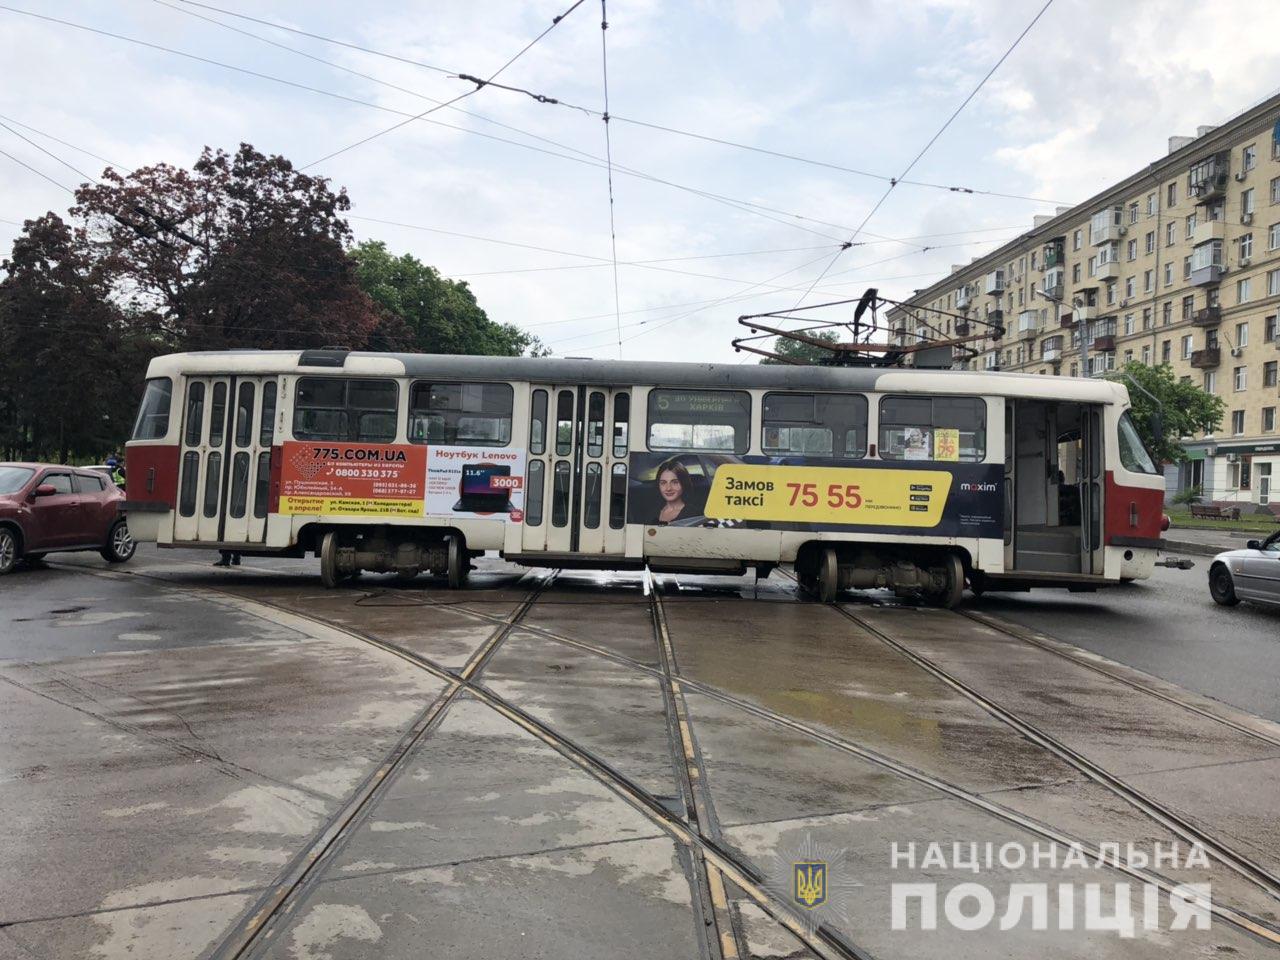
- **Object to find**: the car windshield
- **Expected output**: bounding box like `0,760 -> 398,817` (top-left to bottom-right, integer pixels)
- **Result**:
0,466 -> 34,494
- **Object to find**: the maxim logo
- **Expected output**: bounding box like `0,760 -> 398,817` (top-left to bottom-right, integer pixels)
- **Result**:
959,482 -> 999,493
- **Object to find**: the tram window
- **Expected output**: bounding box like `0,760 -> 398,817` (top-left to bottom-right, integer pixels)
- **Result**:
556,391 -> 574,456
209,382 -> 227,447
587,392 -> 606,458
203,452 -> 221,518
612,393 -> 630,457
647,389 -> 750,454
179,452 -> 199,517
408,382 -> 512,446
229,453 -> 250,518
234,382 -> 255,448
878,395 -> 986,462
259,382 -> 277,447
526,460 -> 545,526
762,393 -> 867,458
132,378 -> 173,440
584,462 -> 602,528
183,382 -> 205,447
530,389 -> 548,455
295,378 -> 398,443
1117,412 -> 1157,474
609,463 -> 627,529
551,461 -> 571,527
253,451 -> 271,519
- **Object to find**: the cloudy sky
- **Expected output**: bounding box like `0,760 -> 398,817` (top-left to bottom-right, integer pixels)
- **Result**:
3,0 -> 1280,362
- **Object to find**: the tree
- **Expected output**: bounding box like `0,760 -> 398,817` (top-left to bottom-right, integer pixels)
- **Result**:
73,144 -> 383,351
350,240 -> 540,356
0,213 -> 144,461
1104,361 -> 1224,464
759,330 -> 842,365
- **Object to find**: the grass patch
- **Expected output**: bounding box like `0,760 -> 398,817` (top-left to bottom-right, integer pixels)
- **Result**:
1166,507 -> 1280,533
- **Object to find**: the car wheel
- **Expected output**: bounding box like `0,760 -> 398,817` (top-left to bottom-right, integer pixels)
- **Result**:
100,520 -> 136,563
0,528 -> 18,575
1209,564 -> 1239,606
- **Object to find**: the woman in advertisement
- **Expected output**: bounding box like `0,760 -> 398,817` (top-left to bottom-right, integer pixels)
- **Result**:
655,458 -> 694,524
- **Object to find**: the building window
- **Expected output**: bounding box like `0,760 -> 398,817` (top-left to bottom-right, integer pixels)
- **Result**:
1243,188 -> 1256,217
1142,307 -> 1152,330
1241,233 -> 1254,259
1147,193 -> 1157,216
1162,339 -> 1171,363
1167,182 -> 1177,207
1185,213 -> 1197,239
1163,301 -> 1173,325
1234,366 -> 1247,391
1270,223 -> 1280,250
1126,238 -> 1137,261
1244,143 -> 1257,171
1265,407 -> 1277,433
1237,321 -> 1249,347
1166,221 -> 1177,246
1183,255 -> 1192,279
1271,175 -> 1280,205
1088,255 -> 1097,276
1144,270 -> 1153,293
1107,283 -> 1116,306
1231,409 -> 1245,435
1125,276 -> 1136,299
1141,345 -> 1151,365
1072,263 -> 1081,284
1181,334 -> 1193,359
1204,371 -> 1217,393
1164,262 -> 1173,286
1145,231 -> 1156,254
1129,202 -> 1139,224
1181,295 -> 1194,321
1264,361 -> 1278,388
1266,315 -> 1277,342
1123,313 -> 1135,335
1238,277 -> 1252,304
1073,229 -> 1082,251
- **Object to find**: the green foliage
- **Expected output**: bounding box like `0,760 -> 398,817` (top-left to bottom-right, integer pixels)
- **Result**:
1103,361 -> 1224,464
351,241 -> 540,357
1170,484 -> 1202,505
759,330 -> 841,365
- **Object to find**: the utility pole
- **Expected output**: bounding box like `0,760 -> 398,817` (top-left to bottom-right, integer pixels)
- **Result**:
1035,287 -> 1090,376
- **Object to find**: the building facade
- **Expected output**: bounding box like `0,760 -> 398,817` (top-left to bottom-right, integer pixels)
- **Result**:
888,94 -> 1280,509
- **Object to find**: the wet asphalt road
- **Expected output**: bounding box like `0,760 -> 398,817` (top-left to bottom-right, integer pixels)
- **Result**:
973,562 -> 1280,723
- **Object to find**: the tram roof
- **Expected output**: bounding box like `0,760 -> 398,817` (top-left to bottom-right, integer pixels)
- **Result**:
146,351 -> 1130,404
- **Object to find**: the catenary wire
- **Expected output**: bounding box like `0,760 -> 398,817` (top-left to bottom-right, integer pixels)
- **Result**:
597,0 -> 623,357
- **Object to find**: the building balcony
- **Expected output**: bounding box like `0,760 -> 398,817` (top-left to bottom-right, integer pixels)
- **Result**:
1074,304 -> 1098,322
955,287 -> 973,310
1192,220 -> 1226,246
1191,306 -> 1221,327
1190,263 -> 1224,286
1189,170 -> 1228,203
985,307 -> 1003,322
1092,335 -> 1116,352
1043,347 -> 1063,363
1094,261 -> 1121,282
1043,238 -> 1066,268
984,271 -> 1004,295
1190,347 -> 1221,369
954,320 -> 970,335
1090,223 -> 1126,246
1061,312 -> 1076,328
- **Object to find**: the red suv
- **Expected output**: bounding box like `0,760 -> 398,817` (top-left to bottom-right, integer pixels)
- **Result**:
0,463 -> 136,575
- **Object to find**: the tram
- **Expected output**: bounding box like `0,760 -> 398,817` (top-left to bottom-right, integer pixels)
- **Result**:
122,350 -> 1168,607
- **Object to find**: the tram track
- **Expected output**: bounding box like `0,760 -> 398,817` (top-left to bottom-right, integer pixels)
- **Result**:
45,559 -> 1280,947
829,603 -> 1280,909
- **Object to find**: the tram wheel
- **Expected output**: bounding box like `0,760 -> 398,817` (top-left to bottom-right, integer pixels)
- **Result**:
319,531 -> 341,589
446,536 -> 468,590
931,554 -> 965,610
817,547 -> 840,603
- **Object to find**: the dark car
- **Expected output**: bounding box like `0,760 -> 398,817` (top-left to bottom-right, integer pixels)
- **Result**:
0,463 -> 135,575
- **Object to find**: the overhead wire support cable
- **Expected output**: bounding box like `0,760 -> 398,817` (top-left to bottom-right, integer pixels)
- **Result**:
784,0 -> 1055,314
598,0 -> 623,358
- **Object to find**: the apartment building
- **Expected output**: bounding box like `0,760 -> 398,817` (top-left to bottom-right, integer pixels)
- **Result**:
887,93 -> 1280,508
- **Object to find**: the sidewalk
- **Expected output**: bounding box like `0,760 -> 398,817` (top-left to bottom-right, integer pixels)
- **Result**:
1163,526 -> 1260,558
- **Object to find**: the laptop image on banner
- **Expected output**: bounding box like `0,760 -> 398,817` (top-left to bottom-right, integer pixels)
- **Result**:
453,463 -> 514,513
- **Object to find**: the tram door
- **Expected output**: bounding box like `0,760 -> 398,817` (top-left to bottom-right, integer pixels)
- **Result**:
522,385 -> 630,556
176,375 -> 278,544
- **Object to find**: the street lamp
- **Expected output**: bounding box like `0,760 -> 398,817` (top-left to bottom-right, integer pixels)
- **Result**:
1034,287 -> 1091,376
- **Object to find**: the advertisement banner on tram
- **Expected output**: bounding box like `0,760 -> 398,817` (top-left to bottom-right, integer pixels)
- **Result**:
627,452 -> 1002,537
424,447 -> 526,522
279,441 -> 427,517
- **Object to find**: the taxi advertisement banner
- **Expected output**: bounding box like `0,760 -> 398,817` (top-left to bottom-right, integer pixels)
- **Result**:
279,441 -> 426,517
627,453 -> 1002,537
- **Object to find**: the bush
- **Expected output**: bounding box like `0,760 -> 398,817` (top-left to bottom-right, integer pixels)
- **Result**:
1170,485 -> 1202,506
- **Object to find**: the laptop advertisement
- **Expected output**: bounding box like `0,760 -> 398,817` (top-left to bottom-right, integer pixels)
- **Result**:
425,447 -> 526,521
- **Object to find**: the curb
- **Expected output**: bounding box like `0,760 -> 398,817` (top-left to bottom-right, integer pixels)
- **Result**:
1162,538 -> 1235,558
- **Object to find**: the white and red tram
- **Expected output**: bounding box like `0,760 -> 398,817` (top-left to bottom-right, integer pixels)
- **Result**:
123,350 -> 1168,606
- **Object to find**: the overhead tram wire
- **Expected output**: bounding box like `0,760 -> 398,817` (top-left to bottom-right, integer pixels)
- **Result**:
598,0 -> 623,358
300,0 -> 587,171
172,0 -> 1074,208
776,0 -> 1055,346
